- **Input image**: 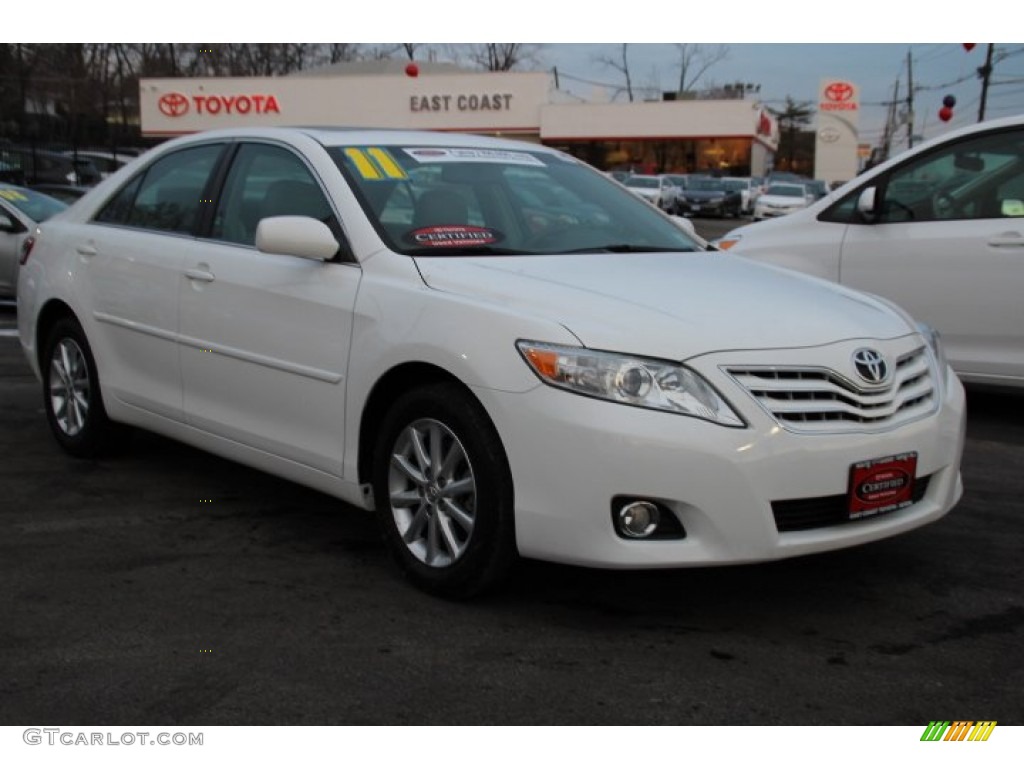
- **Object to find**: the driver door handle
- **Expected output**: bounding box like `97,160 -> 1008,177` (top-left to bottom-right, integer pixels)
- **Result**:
987,232 -> 1024,249
185,268 -> 216,282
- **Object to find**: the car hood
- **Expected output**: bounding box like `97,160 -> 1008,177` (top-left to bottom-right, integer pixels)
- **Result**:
414,252 -> 913,360
627,187 -> 660,198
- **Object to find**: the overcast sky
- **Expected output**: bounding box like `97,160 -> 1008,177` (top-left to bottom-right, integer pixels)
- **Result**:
536,43 -> 1024,148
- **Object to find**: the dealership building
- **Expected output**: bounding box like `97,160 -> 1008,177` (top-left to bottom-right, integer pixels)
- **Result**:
140,62 -> 784,177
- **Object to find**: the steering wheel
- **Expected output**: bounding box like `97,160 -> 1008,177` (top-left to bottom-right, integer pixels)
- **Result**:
932,191 -> 956,219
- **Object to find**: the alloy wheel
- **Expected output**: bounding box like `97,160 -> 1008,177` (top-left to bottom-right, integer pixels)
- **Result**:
48,337 -> 91,437
388,418 -> 477,568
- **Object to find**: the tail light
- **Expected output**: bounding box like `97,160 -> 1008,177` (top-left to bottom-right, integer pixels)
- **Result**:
19,234 -> 36,265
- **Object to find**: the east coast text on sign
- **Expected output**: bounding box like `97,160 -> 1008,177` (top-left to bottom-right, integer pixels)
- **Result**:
410,93 -> 514,112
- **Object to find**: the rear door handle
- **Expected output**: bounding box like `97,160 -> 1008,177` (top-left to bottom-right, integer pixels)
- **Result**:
184,268 -> 215,282
75,244 -> 96,257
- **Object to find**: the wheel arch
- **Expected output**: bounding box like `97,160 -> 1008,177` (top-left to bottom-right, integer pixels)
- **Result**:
357,361 -> 506,488
34,298 -> 80,373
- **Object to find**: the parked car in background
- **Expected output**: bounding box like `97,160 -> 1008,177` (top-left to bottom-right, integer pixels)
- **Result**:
722,177 -> 759,215
716,113 -> 1024,388
623,174 -> 679,211
65,150 -> 132,179
0,184 -> 67,298
0,147 -> 101,187
675,176 -> 743,217
29,184 -> 90,204
16,127 -> 964,597
663,174 -> 690,193
752,182 -> 813,220
805,179 -> 830,200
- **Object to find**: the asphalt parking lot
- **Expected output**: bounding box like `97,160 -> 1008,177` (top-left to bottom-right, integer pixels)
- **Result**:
1,234 -> 1022,725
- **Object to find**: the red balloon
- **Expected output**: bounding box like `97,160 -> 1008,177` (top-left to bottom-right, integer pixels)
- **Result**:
405,62 -> 419,78
962,43 -> 976,51
939,106 -> 954,122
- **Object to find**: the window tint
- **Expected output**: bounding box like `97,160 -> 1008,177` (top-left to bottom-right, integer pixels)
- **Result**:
878,129 -> 1024,223
211,143 -> 335,247
103,144 -> 222,234
95,174 -> 143,224
332,145 -> 699,256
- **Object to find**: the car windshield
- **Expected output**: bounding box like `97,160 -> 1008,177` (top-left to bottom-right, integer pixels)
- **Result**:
625,176 -> 659,189
722,179 -> 748,192
0,186 -> 67,222
689,178 -> 726,192
766,184 -> 806,197
331,146 -> 701,256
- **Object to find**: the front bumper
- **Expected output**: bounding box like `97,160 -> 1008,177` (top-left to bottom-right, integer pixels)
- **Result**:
474,353 -> 965,569
680,199 -> 726,215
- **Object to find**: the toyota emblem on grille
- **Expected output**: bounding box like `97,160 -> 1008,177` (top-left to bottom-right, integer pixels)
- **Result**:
852,348 -> 889,384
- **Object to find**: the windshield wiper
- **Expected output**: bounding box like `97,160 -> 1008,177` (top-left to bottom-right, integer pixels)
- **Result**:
562,244 -> 695,254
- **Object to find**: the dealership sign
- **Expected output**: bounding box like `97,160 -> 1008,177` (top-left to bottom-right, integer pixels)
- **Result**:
157,91 -> 281,118
820,80 -> 859,112
141,73 -> 550,136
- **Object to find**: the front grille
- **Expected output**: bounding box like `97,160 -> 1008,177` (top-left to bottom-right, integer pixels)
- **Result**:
727,346 -> 936,433
772,475 -> 931,532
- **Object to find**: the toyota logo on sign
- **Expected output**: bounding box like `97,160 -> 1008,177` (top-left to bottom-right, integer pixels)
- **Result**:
852,348 -> 889,385
158,92 -> 190,118
824,81 -> 855,103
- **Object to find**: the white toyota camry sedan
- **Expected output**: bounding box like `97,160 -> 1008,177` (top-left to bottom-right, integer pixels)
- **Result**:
17,128 -> 965,597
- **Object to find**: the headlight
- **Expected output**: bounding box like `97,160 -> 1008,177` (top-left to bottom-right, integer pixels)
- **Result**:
917,322 -> 949,391
517,341 -> 745,427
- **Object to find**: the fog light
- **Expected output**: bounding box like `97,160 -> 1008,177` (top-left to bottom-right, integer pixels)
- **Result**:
617,501 -> 660,538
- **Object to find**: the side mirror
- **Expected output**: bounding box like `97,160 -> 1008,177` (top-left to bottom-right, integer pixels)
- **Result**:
857,187 -> 877,221
255,216 -> 339,262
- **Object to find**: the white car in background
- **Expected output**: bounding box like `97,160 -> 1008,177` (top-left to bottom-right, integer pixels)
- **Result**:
0,184 -> 66,298
752,182 -> 814,220
17,127 -> 964,597
718,114 -> 1024,389
624,174 -> 678,211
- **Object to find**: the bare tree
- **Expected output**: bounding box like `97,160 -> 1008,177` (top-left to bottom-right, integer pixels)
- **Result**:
452,44 -> 542,72
675,44 -> 729,96
596,43 -> 635,102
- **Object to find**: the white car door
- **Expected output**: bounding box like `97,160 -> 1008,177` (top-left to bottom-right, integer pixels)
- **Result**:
81,142 -> 226,421
178,141 -> 360,474
837,126 -> 1024,384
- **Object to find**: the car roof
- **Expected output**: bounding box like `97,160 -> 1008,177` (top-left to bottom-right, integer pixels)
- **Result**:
157,126 -> 568,157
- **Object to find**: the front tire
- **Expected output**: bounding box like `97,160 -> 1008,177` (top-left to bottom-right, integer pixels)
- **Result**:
42,316 -> 121,457
372,382 -> 516,598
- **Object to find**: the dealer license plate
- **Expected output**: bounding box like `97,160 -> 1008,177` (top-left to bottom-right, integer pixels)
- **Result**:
847,452 -> 917,520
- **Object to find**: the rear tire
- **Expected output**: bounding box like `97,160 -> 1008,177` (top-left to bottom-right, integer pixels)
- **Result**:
372,382 -> 517,599
42,317 -> 122,457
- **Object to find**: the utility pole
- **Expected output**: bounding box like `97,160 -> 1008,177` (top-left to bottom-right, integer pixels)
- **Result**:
906,49 -> 915,148
881,79 -> 900,163
978,43 -> 995,122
